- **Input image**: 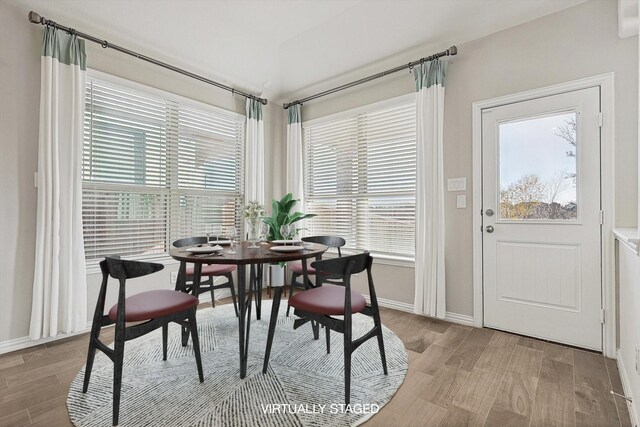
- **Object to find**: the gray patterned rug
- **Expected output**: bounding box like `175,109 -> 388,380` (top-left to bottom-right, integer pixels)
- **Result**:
67,299 -> 408,426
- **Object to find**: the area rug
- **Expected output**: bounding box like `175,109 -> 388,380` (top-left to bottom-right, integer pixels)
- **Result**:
67,299 -> 408,426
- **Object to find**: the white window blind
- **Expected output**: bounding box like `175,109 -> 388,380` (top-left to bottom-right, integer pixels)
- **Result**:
303,96 -> 416,258
82,74 -> 245,261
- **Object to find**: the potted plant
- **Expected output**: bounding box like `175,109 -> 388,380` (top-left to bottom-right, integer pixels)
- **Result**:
262,193 -> 316,240
262,193 -> 315,286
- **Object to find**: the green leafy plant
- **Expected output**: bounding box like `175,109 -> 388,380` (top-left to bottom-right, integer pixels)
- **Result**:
262,193 -> 315,240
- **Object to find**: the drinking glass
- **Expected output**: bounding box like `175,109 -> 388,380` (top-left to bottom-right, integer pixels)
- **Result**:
218,224 -> 225,244
259,222 -> 269,245
279,224 -> 290,244
226,226 -> 237,254
205,226 -> 213,245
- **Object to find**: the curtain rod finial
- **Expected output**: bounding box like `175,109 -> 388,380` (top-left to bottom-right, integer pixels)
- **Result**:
448,46 -> 457,56
28,11 -> 44,24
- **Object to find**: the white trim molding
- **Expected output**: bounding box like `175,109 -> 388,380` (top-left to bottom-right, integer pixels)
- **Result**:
363,295 -> 414,313
444,312 -> 475,327
472,73 -> 616,357
617,349 -> 639,427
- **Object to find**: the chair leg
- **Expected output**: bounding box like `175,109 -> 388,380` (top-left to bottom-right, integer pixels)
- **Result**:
112,331 -> 125,426
325,325 -> 331,354
286,272 -> 300,317
372,307 -> 388,375
344,329 -> 352,405
209,277 -> 216,307
188,310 -> 205,383
227,273 -> 239,317
82,323 -> 101,393
162,323 -> 168,361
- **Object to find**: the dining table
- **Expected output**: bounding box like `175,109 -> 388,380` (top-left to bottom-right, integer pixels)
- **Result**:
169,240 -> 328,379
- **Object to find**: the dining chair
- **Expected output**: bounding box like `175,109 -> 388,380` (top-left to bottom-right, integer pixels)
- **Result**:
82,257 -> 204,426
266,252 -> 388,405
286,235 -> 346,316
172,236 -> 239,316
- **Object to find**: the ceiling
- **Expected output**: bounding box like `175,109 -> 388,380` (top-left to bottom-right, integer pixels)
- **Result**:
12,0 -> 589,102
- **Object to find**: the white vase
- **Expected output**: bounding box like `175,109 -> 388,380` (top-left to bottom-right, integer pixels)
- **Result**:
269,264 -> 285,287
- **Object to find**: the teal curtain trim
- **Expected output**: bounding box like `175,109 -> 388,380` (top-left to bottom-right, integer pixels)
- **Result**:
246,98 -> 263,121
414,60 -> 447,91
287,104 -> 301,124
41,26 -> 86,70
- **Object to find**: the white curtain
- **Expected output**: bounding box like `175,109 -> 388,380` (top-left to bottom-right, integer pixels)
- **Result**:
414,60 -> 448,319
30,26 -> 88,339
245,98 -> 265,204
286,104 -> 304,210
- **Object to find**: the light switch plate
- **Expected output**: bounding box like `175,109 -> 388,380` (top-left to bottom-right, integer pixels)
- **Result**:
448,177 -> 466,192
456,195 -> 467,209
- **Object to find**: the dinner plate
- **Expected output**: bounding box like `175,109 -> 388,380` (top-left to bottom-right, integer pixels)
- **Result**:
270,245 -> 304,252
185,245 -> 224,254
271,239 -> 302,245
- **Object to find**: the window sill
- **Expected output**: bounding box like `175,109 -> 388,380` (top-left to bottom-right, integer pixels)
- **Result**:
322,248 -> 415,268
86,253 -> 180,275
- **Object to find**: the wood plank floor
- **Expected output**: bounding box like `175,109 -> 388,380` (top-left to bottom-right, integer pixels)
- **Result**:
0,291 -> 631,427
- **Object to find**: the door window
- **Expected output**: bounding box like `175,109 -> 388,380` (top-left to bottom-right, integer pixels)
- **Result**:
498,112 -> 578,221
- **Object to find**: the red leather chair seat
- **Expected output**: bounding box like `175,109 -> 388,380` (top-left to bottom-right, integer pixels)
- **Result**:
108,290 -> 199,322
186,264 -> 236,276
288,284 -> 366,316
288,261 -> 316,275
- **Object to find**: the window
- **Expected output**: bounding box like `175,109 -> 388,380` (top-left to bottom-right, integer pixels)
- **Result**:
82,73 -> 245,261
498,112 -> 578,221
303,95 -> 416,258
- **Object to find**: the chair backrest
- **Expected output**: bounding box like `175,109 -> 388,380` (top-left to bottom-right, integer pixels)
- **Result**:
302,235 -> 346,257
100,256 -> 164,281
311,252 -> 372,286
172,236 -> 209,248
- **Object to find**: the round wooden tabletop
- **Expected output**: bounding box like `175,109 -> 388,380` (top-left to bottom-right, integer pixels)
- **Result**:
168,241 -> 328,265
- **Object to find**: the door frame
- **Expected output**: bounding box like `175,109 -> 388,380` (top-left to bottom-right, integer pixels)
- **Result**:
471,73 -> 615,357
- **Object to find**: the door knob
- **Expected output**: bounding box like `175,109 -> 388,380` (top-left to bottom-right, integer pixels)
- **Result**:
485,225 -> 494,233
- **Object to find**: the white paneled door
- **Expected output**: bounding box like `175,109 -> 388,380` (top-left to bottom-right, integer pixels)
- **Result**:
482,87 -> 602,350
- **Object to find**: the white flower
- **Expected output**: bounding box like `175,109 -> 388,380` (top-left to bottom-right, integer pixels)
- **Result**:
242,201 -> 266,220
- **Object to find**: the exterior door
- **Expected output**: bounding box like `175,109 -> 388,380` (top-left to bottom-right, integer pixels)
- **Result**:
482,87 -> 602,350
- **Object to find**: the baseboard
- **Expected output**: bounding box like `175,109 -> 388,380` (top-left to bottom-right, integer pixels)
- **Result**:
0,322 -> 94,355
363,295 -> 414,313
444,312 -> 476,327
617,349 -> 639,427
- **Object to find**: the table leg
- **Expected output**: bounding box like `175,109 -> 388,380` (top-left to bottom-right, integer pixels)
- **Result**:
237,265 -> 255,378
262,285 -> 282,373
254,263 -> 263,320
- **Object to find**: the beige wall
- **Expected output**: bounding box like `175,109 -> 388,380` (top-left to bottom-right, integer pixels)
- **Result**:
0,1 -> 284,343
295,0 -> 638,316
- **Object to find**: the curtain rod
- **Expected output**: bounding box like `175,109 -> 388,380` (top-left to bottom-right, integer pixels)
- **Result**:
27,11 -> 268,105
283,45 -> 457,109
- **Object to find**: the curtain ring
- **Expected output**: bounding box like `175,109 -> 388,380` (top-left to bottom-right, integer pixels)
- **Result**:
101,40 -> 109,49
68,28 -> 76,36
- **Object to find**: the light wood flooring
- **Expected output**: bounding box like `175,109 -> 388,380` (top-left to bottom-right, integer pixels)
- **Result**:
0,291 -> 632,427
